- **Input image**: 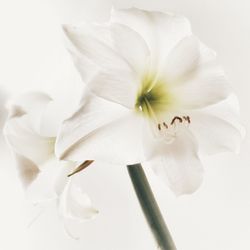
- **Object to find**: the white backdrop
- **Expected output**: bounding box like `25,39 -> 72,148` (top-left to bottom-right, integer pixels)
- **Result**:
0,0 -> 250,249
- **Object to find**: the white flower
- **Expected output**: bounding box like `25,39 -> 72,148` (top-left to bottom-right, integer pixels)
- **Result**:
56,8 -> 244,195
4,92 -> 98,222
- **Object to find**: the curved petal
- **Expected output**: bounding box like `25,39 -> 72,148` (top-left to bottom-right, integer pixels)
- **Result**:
89,70 -> 137,109
6,92 -> 52,133
173,64 -> 231,109
58,180 -> 98,221
189,95 -> 245,154
63,24 -> 138,108
39,99 -> 80,138
150,130 -> 203,195
13,153 -> 40,189
111,7 -> 192,68
56,94 -> 130,162
162,36 -> 200,82
54,161 -> 76,196
57,103 -> 147,165
194,94 -> 245,136
89,23 -> 150,75
23,160 -> 75,203
199,42 -> 217,65
9,151 -> 71,203
25,158 -> 59,202
4,116 -> 55,167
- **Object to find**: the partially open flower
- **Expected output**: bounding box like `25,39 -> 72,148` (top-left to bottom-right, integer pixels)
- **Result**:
56,8 -> 244,195
4,92 -> 98,223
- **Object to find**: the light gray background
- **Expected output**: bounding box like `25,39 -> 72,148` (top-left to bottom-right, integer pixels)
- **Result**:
0,0 -> 250,249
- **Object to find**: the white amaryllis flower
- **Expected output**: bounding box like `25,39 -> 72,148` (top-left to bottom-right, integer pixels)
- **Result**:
56,8 -> 244,195
4,92 -> 98,222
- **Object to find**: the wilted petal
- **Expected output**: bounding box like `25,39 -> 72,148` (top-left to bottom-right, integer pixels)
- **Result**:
151,130 -> 203,195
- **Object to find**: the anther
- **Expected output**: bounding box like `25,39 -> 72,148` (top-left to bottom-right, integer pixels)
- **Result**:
158,124 -> 161,130
171,116 -> 183,125
68,160 -> 94,177
183,116 -> 191,124
163,122 -> 168,129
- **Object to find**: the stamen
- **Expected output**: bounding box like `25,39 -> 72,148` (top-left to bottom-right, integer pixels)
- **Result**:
156,115 -> 191,143
182,116 -> 191,124
171,116 -> 183,125
163,122 -> 168,129
68,160 -> 94,177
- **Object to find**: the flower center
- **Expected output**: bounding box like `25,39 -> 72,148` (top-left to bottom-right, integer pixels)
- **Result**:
135,74 -> 191,142
135,74 -> 175,118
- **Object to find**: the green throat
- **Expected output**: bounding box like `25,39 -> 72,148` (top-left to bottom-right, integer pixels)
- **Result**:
135,74 -> 175,118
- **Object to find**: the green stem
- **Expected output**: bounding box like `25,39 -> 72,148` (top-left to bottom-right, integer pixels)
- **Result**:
127,163 -> 176,250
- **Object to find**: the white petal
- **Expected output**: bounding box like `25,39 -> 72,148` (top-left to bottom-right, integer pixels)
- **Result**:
9,151 -> 65,202
63,24 -> 137,108
54,161 -> 76,196
25,158 -> 59,202
63,23 -> 132,72
207,94 -> 245,137
39,99 -> 79,138
90,23 -> 150,75
56,99 -> 147,165
59,180 -> 98,221
150,130 -> 203,195
163,36 -> 200,82
4,116 -> 55,167
22,159 -> 76,203
174,64 -> 231,109
111,7 -> 191,68
13,153 -> 40,188
56,94 -> 130,162
9,156 -> 63,203
6,92 -> 52,133
189,95 -> 245,154
199,42 -> 217,65
89,70 -> 137,109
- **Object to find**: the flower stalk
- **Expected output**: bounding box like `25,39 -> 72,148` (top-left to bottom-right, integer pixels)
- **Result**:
127,164 -> 176,250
